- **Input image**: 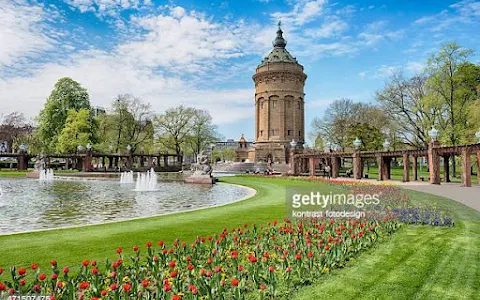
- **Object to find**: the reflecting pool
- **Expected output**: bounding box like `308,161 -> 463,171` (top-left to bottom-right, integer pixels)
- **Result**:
0,178 -> 251,235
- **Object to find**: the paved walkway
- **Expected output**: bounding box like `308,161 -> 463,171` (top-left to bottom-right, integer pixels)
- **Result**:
400,182 -> 480,212
320,177 -> 480,212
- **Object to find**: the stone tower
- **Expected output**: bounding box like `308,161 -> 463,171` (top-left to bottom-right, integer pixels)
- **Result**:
252,23 -> 307,163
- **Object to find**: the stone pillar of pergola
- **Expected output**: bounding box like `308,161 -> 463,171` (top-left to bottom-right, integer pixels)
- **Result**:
403,152 -> 410,182
309,157 -> 315,176
83,149 -> 93,172
353,150 -> 362,180
147,156 -> 153,169
126,153 -> 133,171
331,156 -> 340,178
376,154 -> 384,181
428,140 -> 441,184
443,155 -> 450,182
17,153 -> 28,171
412,156 -> 418,181
461,147 -> 472,187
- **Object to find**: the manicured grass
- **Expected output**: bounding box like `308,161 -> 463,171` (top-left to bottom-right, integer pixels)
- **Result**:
0,177 -> 337,269
0,176 -> 479,299
292,188 -> 480,300
0,169 -> 79,177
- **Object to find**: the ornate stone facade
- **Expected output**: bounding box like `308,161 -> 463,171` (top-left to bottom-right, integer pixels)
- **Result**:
250,23 -> 307,163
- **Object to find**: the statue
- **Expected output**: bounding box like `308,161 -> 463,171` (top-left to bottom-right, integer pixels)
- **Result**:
186,151 -> 214,184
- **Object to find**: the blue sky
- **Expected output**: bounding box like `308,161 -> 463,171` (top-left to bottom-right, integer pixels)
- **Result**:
1,0 -> 479,144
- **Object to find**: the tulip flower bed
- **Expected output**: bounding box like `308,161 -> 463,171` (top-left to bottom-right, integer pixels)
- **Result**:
287,176 -> 454,227
0,217 -> 400,299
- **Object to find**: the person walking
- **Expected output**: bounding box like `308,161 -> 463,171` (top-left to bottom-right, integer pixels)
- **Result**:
325,165 -> 331,179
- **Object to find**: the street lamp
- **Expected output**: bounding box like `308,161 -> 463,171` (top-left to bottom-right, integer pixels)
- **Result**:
290,139 -> 297,149
86,143 -> 92,151
19,144 -> 27,153
353,137 -> 362,150
476,129 -> 480,143
428,126 -> 439,142
77,145 -> 84,152
383,140 -> 391,151
140,146 -> 145,153
126,145 -> 132,152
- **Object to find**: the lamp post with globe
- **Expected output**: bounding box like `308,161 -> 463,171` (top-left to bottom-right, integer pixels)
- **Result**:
289,139 -> 297,175
352,137 -> 362,180
427,126 -> 441,184
383,140 -> 391,152
126,145 -> 133,171
475,129 -> 480,143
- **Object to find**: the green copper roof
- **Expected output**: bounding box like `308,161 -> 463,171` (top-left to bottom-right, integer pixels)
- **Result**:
258,22 -> 300,67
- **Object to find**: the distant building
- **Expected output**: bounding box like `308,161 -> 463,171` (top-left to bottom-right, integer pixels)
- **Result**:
93,106 -> 106,116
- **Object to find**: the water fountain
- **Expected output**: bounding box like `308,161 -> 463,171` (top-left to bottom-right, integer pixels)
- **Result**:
39,169 -> 54,182
120,171 -> 134,183
134,168 -> 158,191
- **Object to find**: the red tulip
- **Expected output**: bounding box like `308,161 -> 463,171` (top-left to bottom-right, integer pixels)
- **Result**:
63,267 -> 69,274
79,282 -> 89,290
231,278 -> 239,287
123,283 -> 131,292
31,263 -> 38,270
18,268 -> 27,276
82,260 -> 89,267
141,279 -> 149,288
50,261 -> 57,267
101,290 -> 108,296
39,273 -> 46,281
116,247 -> 122,254
133,245 -> 139,252
146,241 -> 152,248
0,282 -> 6,291
51,273 -> 57,280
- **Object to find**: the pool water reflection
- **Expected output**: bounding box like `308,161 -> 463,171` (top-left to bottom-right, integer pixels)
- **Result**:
0,178 -> 251,235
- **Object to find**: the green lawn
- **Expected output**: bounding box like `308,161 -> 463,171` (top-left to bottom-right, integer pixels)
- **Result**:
0,176 -> 479,299
0,169 -> 79,177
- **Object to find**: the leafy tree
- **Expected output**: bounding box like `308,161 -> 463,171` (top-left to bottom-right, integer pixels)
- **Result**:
427,42 -> 474,176
56,109 -> 95,153
37,78 -> 90,150
155,105 -> 196,156
96,95 -> 154,153
346,123 -> 384,151
311,99 -> 389,150
186,109 -> 220,159
376,72 -> 439,147
0,112 -> 32,152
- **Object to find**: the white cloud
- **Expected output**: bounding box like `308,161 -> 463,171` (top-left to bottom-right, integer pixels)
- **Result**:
405,61 -> 425,74
374,65 -> 398,78
0,0 -> 56,67
63,0 -> 151,16
0,5 -> 257,125
270,0 -> 327,26
304,17 -> 348,38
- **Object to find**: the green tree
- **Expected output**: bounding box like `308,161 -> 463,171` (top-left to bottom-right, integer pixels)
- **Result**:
56,109 -> 94,153
155,105 -> 196,156
37,78 -> 90,151
186,109 -> 220,159
96,95 -> 154,153
346,123 -> 383,151
427,42 -> 474,176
